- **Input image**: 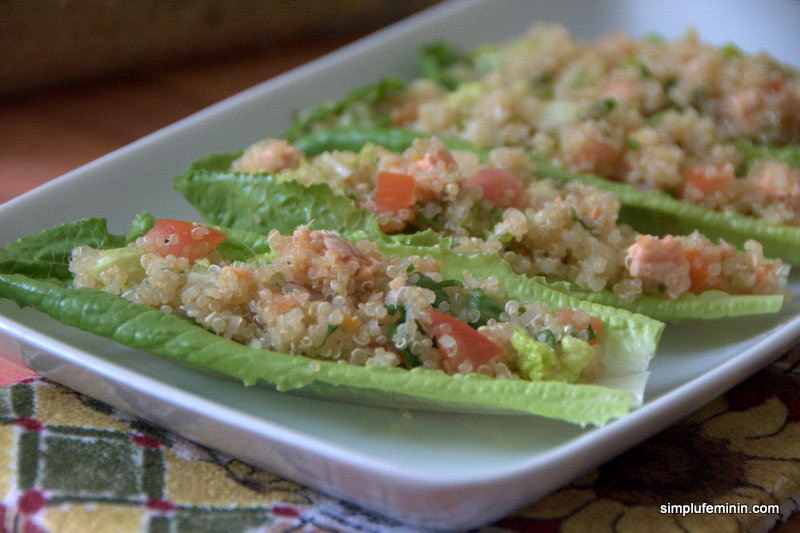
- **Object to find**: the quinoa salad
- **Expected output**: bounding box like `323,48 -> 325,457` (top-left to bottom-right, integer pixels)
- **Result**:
228,136 -> 790,304
68,220 -> 608,382
0,213 -> 663,424
291,24 -> 800,229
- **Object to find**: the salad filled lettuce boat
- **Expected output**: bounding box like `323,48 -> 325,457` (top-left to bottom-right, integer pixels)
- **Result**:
174,135 -> 790,321
283,24 -> 800,264
0,213 -> 664,427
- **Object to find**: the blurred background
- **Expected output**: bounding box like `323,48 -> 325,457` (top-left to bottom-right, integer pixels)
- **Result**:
0,0 -> 441,203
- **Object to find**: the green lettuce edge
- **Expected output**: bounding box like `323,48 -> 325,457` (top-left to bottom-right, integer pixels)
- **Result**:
536,277 -> 784,320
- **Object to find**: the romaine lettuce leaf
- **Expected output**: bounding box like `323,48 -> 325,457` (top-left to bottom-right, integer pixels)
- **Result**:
534,160 -> 800,265
285,77 -> 406,142
0,214 -> 154,282
0,213 -> 272,281
175,157 -> 787,321
418,41 -> 466,90
174,154 -> 382,242
291,125 -> 800,264
0,216 -> 664,426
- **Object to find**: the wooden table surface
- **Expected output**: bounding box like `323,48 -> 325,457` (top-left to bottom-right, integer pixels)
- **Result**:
0,34 -> 363,205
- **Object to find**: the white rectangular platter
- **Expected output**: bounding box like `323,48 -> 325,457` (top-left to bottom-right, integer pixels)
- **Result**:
2,0 -> 800,530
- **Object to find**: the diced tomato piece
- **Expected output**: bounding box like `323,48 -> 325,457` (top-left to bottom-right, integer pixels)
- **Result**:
755,263 -> 774,283
683,248 -> 709,292
753,161 -> 800,210
465,167 -> 524,208
272,294 -> 298,314
683,163 -> 734,195
427,309 -> 501,374
415,148 -> 457,171
374,171 -> 417,212
145,219 -> 227,263
557,307 -> 603,345
765,78 -> 786,93
221,266 -> 254,279
626,235 -> 692,298
390,102 -> 419,126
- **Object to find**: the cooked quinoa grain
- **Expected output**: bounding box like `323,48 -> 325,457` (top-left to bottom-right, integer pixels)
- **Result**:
233,137 -> 789,301
70,227 -> 606,382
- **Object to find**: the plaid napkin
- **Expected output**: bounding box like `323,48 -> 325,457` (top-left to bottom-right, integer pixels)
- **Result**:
1,349 -> 799,532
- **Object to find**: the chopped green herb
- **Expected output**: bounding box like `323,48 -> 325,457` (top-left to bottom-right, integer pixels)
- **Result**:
645,106 -> 675,125
569,66 -> 592,89
407,270 -> 463,308
584,98 -> 617,119
535,329 -> 557,348
691,88 -> 705,108
720,43 -> 743,59
661,78 -> 677,94
319,324 -> 338,347
463,202 -> 503,238
625,137 -> 641,150
586,323 -> 596,342
386,305 -> 406,337
570,207 -> 590,230
533,72 -> 554,98
414,209 -> 444,229
405,268 -> 507,330
403,350 -> 421,368
466,289 -> 504,327
622,55 -> 652,78
537,85 -> 554,99
386,305 -> 423,368
418,41 -> 464,90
